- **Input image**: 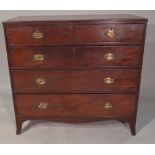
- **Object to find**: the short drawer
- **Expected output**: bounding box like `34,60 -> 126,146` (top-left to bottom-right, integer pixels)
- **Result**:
75,24 -> 144,44
15,94 -> 136,117
5,25 -> 72,46
12,69 -> 139,93
8,46 -> 142,69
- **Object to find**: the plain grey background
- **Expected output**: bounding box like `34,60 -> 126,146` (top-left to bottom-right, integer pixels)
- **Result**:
0,10 -> 155,143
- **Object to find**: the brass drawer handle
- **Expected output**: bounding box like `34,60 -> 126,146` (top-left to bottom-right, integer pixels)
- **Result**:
38,102 -> 48,109
33,53 -> 45,61
35,78 -> 46,85
105,28 -> 116,38
103,77 -> 115,84
104,53 -> 115,61
32,30 -> 44,39
104,102 -> 113,109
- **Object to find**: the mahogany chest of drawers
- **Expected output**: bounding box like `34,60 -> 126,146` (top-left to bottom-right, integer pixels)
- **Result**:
3,15 -> 148,135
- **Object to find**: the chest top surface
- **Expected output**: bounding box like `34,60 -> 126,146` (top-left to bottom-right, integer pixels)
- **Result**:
3,14 -> 148,25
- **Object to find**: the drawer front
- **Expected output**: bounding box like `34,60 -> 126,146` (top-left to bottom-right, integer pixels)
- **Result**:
15,94 -> 136,117
12,69 -> 139,93
75,24 -> 144,44
5,25 -> 72,46
9,46 -> 142,69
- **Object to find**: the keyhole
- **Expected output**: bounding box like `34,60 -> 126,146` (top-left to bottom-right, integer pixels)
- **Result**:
72,48 -> 76,54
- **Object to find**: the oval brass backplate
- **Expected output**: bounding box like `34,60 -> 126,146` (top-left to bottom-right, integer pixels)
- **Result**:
105,28 -> 116,38
32,30 -> 44,39
104,102 -> 113,109
33,53 -> 45,61
103,77 -> 115,84
35,78 -> 46,85
104,53 -> 115,61
38,102 -> 48,109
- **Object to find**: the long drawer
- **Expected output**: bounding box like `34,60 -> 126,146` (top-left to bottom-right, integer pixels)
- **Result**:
12,69 -> 139,93
8,46 -> 142,69
15,94 -> 136,117
5,25 -> 73,46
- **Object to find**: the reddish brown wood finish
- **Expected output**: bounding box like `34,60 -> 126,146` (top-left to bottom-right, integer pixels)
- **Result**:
5,25 -> 72,46
15,94 -> 136,117
75,24 -> 144,44
3,15 -> 148,135
12,69 -> 139,93
8,46 -> 142,69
